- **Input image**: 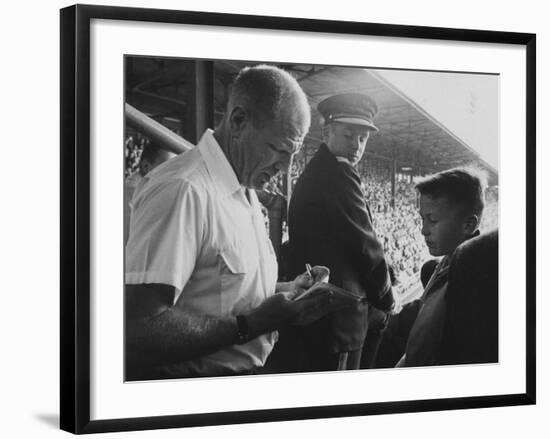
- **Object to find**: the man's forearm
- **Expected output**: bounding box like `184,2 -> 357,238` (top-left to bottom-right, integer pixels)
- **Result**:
125,281 -> 326,371
127,307 -> 239,368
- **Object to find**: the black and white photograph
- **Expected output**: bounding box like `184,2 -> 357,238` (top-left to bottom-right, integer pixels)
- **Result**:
57,4 -> 536,434
123,56 -> 499,381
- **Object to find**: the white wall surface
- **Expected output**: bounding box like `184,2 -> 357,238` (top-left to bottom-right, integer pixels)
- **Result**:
0,0 -> 546,437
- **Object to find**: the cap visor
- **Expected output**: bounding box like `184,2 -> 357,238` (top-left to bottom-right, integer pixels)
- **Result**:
332,116 -> 378,131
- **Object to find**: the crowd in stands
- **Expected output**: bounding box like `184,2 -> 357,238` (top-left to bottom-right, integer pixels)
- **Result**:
480,185 -> 499,231
364,171 -> 430,292
125,132 -> 149,177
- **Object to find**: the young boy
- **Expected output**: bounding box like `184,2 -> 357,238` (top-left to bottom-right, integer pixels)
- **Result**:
397,167 -> 487,367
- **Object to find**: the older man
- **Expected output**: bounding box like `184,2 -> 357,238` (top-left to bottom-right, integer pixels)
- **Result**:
125,65 -> 337,380
286,93 -> 397,371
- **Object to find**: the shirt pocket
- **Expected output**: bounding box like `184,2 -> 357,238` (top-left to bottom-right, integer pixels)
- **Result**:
219,245 -> 248,274
219,244 -> 250,315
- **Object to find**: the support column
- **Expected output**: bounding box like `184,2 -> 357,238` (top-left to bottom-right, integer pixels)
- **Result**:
186,61 -> 214,144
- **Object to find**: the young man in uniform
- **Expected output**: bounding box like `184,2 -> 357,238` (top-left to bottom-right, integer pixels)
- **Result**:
286,93 -> 397,371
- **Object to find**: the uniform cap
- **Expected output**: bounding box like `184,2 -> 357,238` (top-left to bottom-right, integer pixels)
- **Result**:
317,92 -> 379,131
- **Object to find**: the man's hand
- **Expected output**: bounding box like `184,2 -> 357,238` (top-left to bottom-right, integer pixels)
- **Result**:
245,287 -> 336,338
293,265 -> 330,291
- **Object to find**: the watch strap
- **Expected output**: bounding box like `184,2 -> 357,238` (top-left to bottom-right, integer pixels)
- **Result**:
235,314 -> 249,344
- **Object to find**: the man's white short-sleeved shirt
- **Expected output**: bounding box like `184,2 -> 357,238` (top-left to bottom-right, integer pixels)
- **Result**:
126,130 -> 278,376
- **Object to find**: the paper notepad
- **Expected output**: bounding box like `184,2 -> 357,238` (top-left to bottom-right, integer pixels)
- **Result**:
294,282 -> 365,304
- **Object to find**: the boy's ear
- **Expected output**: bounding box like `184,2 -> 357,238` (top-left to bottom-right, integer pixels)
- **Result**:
463,214 -> 479,236
229,106 -> 249,137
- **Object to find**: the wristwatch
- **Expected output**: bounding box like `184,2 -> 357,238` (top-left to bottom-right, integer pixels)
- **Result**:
235,315 -> 249,344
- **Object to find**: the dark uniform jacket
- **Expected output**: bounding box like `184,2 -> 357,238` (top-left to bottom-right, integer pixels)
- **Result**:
287,144 -> 394,354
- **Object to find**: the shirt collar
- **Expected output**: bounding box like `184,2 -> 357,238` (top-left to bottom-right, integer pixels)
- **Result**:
320,143 -> 353,167
198,129 -> 241,198
335,156 -> 353,166
421,230 -> 482,301
421,256 -> 450,301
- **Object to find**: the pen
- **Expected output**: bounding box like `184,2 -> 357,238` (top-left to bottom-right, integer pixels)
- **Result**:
305,263 -> 312,277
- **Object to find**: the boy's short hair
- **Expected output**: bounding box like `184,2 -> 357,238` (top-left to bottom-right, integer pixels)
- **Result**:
415,167 -> 487,217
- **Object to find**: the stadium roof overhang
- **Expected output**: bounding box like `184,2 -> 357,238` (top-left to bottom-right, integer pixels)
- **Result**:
126,58 -> 498,185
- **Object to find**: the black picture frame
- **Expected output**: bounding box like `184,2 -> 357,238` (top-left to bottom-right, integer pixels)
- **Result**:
60,4 -> 536,434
